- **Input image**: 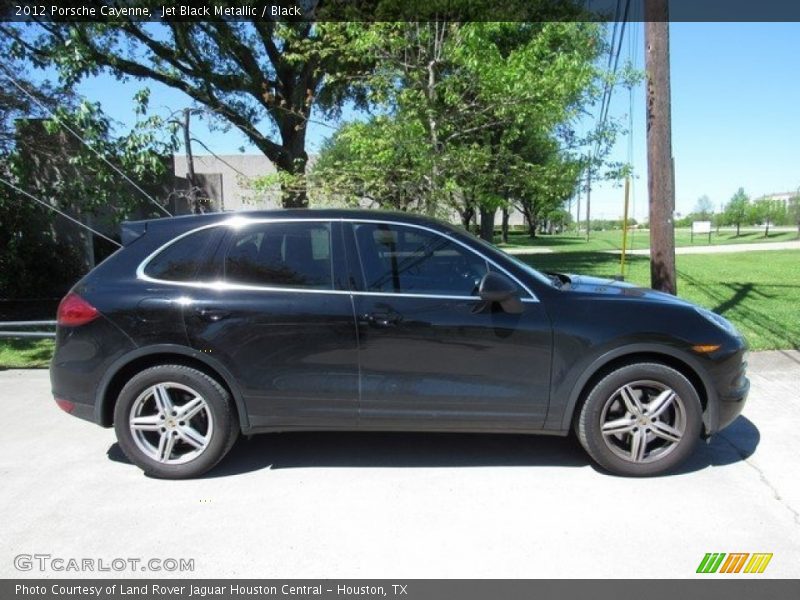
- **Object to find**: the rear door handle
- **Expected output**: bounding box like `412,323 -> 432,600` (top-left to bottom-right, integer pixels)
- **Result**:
195,308 -> 230,322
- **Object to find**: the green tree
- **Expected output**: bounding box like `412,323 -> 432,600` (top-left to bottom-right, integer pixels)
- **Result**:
724,188 -> 750,236
0,36 -> 180,297
2,17 -> 371,208
751,197 -> 783,237
308,114 -> 430,212
788,194 -> 800,237
694,195 -> 714,220
311,20 -> 614,241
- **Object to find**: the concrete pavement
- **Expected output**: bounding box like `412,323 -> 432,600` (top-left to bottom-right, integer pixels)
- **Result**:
613,240 -> 800,256
1,352 -> 799,578
503,240 -> 800,256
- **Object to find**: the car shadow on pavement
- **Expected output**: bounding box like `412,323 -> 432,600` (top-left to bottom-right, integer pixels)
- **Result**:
670,415 -> 760,476
107,416 -> 759,478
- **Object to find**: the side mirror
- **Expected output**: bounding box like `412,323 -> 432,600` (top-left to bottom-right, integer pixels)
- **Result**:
477,272 -> 523,314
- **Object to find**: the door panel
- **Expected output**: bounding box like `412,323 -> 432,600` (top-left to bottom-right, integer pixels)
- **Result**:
186,290 -> 358,428
354,296 -> 551,428
182,220 -> 358,428
347,222 -> 552,429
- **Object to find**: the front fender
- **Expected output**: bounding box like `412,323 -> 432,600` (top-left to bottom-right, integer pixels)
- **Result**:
545,342 -> 719,435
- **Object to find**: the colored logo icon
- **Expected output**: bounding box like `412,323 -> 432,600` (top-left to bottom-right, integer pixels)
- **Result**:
696,553 -> 773,574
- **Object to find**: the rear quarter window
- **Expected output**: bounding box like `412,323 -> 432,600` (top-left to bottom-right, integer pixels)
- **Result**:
143,227 -> 221,282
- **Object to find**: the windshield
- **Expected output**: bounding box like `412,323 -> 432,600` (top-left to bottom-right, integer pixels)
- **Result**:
503,251 -> 564,288
456,230 -> 559,289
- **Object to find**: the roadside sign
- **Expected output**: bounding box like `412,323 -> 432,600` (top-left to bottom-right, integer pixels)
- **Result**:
692,220 -> 712,243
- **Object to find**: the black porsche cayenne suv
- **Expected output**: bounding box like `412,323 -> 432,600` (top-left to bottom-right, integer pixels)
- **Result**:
50,210 -> 749,478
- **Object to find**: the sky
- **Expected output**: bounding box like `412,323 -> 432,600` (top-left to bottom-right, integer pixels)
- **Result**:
68,21 -> 800,223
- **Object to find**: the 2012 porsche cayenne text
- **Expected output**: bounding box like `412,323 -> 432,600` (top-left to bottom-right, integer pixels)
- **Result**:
50,210 -> 749,478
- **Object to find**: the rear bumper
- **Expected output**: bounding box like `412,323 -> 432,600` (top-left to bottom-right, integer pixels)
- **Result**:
53,396 -> 97,423
50,315 -> 136,426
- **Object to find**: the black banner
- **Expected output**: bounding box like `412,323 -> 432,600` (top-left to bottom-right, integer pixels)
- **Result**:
2,0 -> 800,23
4,580 -> 800,600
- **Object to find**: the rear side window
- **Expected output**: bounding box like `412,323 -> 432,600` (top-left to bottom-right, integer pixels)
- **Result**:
223,222 -> 333,290
143,227 -> 220,282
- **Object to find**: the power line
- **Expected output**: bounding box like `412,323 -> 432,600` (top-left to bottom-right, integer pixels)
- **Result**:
190,137 -> 251,180
0,174 -> 122,248
593,0 -> 631,159
0,66 -> 172,217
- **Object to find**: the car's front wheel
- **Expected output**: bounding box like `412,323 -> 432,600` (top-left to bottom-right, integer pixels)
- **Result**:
576,362 -> 702,476
113,365 -> 238,479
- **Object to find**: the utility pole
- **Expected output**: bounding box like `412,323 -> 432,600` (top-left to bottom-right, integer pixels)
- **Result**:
585,169 -> 592,241
645,0 -> 677,294
182,108 -> 202,214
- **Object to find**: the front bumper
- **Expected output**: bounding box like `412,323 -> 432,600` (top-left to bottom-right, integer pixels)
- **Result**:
703,345 -> 750,435
717,376 -> 750,431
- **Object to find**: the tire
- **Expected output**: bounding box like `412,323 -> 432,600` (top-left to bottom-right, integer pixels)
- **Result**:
113,364 -> 239,479
575,362 -> 702,477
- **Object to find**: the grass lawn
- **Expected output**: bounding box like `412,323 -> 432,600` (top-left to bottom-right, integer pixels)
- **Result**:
517,249 -> 800,351
0,338 -> 54,369
498,228 -> 799,252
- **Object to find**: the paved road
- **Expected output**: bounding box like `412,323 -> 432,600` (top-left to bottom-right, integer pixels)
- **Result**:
614,240 -> 800,256
2,352 -> 799,579
503,240 -> 800,256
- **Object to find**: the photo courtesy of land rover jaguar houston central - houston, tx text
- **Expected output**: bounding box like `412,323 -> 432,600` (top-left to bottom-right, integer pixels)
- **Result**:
50,210 -> 749,478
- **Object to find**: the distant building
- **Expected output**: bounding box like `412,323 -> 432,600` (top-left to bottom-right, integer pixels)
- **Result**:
172,153 -> 280,211
756,191 -> 795,203
173,153 -> 529,226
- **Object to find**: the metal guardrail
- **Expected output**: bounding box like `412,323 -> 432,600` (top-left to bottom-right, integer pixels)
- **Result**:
0,320 -> 57,339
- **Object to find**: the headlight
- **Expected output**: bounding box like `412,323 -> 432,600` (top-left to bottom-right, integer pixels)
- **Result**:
694,307 -> 739,337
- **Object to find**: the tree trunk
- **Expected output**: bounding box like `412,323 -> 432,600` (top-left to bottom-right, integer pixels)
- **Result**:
273,113 -> 310,208
459,206 -> 475,230
736,221 -> 741,236
765,219 -> 770,237
479,206 -> 496,242
274,151 -> 308,208
501,208 -> 509,244
519,203 -> 536,238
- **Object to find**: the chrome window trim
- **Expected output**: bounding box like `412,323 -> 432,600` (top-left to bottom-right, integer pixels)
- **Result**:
136,216 -> 539,302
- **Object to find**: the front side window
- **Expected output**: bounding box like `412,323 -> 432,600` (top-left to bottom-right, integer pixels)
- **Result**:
223,222 -> 333,290
353,223 -> 488,296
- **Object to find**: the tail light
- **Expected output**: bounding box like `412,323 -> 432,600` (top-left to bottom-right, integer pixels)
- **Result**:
57,293 -> 99,326
54,397 -> 76,413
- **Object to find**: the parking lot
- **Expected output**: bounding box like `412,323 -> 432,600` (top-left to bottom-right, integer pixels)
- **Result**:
2,351 -> 799,579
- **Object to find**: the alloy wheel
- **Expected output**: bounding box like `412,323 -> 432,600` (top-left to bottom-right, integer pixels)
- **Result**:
128,382 -> 214,464
599,379 -> 686,464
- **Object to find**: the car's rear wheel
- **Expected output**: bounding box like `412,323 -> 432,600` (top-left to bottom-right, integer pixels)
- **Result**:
113,365 -> 238,479
576,362 -> 702,476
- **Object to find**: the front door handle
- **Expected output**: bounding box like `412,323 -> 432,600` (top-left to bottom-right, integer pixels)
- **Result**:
362,311 -> 402,327
195,308 -> 231,322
